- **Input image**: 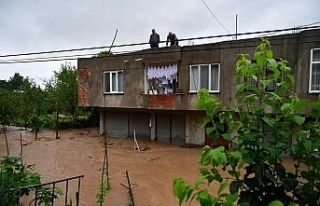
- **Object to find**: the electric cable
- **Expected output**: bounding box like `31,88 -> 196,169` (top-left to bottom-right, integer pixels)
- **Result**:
0,25 -> 319,65
200,0 -> 231,33
1,25 -> 319,59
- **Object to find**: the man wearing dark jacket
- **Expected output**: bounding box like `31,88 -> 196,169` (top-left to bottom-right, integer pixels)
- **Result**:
166,31 -> 178,46
149,29 -> 160,48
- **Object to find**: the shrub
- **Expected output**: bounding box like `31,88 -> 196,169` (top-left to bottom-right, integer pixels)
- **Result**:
173,39 -> 320,205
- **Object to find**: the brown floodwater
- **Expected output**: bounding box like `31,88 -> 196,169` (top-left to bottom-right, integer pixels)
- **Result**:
0,127 -> 296,206
0,127 -> 207,206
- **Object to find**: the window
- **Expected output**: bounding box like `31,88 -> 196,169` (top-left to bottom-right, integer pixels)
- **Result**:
103,70 -> 123,93
189,64 -> 220,92
309,49 -> 320,92
245,62 -> 280,92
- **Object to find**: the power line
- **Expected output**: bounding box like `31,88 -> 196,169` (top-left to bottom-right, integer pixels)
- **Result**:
200,0 -> 231,33
2,38 -> 320,64
0,25 -> 319,64
1,25 -> 319,59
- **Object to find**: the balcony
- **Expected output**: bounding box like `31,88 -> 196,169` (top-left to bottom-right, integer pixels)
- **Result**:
142,93 -> 184,110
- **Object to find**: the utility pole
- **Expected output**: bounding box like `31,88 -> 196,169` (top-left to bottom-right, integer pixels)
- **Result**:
235,14 -> 238,40
54,76 -> 60,139
55,97 -> 60,139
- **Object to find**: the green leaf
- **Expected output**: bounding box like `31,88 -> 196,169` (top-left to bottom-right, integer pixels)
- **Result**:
198,190 -> 214,206
260,79 -> 273,88
268,200 -> 284,206
229,180 -> 240,193
225,193 -> 239,204
210,147 -> 227,166
262,116 -> 275,128
303,139 -> 313,152
173,178 -> 196,205
218,181 -> 229,195
206,126 -> 215,136
195,175 -> 207,187
292,115 -> 305,126
199,167 -> 210,176
281,103 -> 291,112
267,58 -> 277,68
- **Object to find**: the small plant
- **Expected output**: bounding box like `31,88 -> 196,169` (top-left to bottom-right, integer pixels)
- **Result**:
96,136 -> 111,206
96,172 -> 111,206
0,156 -> 62,206
173,39 -> 320,205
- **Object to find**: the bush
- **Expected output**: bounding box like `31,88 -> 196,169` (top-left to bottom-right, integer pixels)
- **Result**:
173,39 -> 320,205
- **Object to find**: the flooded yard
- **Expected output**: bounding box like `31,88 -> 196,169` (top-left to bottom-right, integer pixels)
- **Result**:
0,127 -> 296,205
1,127 -> 205,206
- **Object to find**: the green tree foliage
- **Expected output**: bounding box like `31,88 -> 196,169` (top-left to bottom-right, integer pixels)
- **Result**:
19,77 -> 40,129
94,50 -> 113,57
55,62 -> 78,124
0,64 -> 98,129
0,80 -> 10,91
0,89 -> 15,125
173,39 -> 320,205
8,73 -> 24,91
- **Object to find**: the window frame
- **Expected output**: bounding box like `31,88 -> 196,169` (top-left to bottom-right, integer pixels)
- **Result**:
189,63 -> 220,93
244,61 -> 281,92
103,70 -> 124,94
309,48 -> 320,93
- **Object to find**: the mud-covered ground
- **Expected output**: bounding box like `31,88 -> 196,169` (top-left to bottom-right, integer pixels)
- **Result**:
1,127 -> 208,206
0,127 -> 295,206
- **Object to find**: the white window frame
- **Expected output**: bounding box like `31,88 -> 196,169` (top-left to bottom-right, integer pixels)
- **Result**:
245,61 -> 281,92
309,48 -> 320,93
103,70 -> 124,94
189,63 -> 220,93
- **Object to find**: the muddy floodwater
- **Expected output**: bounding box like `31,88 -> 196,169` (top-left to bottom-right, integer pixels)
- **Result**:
1,127 -> 210,206
1,127 -> 296,206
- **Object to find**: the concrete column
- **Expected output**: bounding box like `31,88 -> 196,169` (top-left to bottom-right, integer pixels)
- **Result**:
150,112 -> 156,141
99,111 -> 105,135
186,113 -> 205,145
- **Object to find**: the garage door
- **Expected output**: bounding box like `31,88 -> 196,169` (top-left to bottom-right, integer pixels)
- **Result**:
105,111 -> 128,137
156,113 -> 186,144
129,113 -> 151,140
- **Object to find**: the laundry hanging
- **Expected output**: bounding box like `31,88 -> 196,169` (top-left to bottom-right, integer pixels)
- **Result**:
147,64 -> 177,79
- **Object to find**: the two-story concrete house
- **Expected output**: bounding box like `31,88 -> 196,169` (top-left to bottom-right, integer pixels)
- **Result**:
77,28 -> 320,145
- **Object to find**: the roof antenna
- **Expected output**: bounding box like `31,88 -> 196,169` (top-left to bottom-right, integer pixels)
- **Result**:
109,29 -> 118,53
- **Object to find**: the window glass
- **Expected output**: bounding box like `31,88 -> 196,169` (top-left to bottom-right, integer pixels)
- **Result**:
211,64 -> 219,91
104,72 -> 110,92
118,71 -> 123,92
200,65 -> 209,89
189,64 -> 220,92
310,49 -> 320,92
313,50 -> 320,62
104,70 -> 123,93
311,64 -> 320,91
190,66 -> 199,91
111,72 -> 117,92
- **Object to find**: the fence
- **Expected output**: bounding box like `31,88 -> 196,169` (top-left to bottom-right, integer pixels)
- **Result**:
15,175 -> 84,206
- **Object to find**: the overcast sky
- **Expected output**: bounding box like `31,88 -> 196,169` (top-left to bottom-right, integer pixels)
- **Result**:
0,0 -> 319,85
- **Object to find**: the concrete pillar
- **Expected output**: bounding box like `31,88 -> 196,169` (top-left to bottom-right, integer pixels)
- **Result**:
99,111 -> 105,135
150,112 -> 156,141
186,113 -> 205,145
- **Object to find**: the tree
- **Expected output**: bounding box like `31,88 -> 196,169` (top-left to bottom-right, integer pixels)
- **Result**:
55,62 -> 78,124
0,80 -> 10,91
29,86 -> 46,140
173,39 -> 320,205
19,77 -> 38,130
8,72 -> 24,91
0,89 -> 15,126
